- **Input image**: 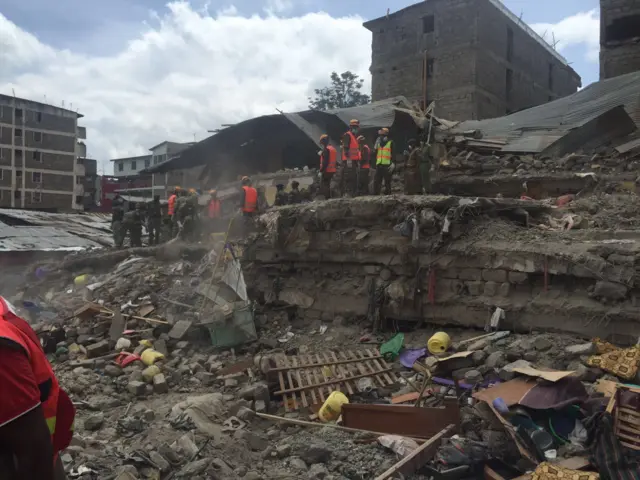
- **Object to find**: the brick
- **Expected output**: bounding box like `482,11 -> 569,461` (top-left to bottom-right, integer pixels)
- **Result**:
498,283 -> 511,297
459,268 -> 482,281
466,281 -> 484,296
508,271 -> 528,284
483,281 -> 498,297
440,268 -> 459,279
153,374 -> 169,394
86,340 -> 110,358
482,269 -> 507,283
127,380 -> 147,396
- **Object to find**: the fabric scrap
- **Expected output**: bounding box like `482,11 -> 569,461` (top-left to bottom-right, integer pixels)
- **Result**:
531,462 -> 599,480
587,338 -> 640,381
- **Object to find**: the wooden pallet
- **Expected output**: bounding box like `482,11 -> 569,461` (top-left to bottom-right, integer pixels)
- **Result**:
272,349 -> 398,411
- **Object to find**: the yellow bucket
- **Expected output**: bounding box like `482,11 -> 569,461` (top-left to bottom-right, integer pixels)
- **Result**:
74,274 -> 88,286
318,391 -> 349,423
427,331 -> 451,355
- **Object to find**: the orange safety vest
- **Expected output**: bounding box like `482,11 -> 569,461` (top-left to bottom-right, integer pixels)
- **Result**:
360,145 -> 371,169
321,146 -> 337,173
0,297 -> 75,457
208,199 -> 221,219
342,131 -> 362,162
242,186 -> 258,213
168,194 -> 177,216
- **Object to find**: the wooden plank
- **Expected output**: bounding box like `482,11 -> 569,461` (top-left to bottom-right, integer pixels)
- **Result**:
392,392 -> 421,404
276,356 -> 290,412
330,352 -> 354,396
283,355 -> 298,411
374,425 -> 454,480
302,355 -> 318,406
292,356 -> 308,408
275,368 -> 393,396
269,353 -> 385,371
366,348 -> 394,384
357,350 -> 385,387
316,353 -> 332,397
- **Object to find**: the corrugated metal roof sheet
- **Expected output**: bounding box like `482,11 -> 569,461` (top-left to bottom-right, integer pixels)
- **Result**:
449,71 -> 640,153
0,209 -> 112,252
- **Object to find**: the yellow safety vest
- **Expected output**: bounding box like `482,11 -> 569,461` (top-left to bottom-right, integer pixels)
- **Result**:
376,140 -> 393,166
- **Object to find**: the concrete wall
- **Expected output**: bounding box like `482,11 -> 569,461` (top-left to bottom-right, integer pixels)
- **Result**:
600,0 -> 640,79
365,0 -> 581,120
112,155 -> 152,176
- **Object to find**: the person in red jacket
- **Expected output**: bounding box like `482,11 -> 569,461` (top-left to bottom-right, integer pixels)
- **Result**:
318,134 -> 337,199
0,296 -> 74,479
206,189 -> 223,234
357,135 -> 371,196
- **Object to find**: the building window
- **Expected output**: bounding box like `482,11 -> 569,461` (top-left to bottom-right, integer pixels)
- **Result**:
0,147 -> 3,160
16,170 -> 22,179
35,111 -> 42,123
75,195 -> 83,204
15,149 -> 22,160
507,27 -> 514,62
14,190 -> 21,200
15,128 -> 22,138
118,162 -> 124,172
153,155 -> 159,165
145,158 -> 151,168
31,191 -> 42,203
76,176 -> 83,184
548,63 -> 554,91
506,68 -> 513,104
0,169 -> 3,180
33,131 -> 42,142
15,108 -> 23,120
33,151 -> 42,162
131,160 -> 137,170
422,15 -> 434,34
605,14 -> 640,43
0,190 -> 3,201
32,171 -> 42,184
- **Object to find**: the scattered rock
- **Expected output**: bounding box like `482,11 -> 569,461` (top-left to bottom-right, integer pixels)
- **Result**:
150,451 -> 171,473
276,444 -> 292,458
180,458 -> 210,475
471,350 -> 487,365
565,343 -> 595,356
127,380 -> 147,396
485,352 -> 506,369
234,430 -> 269,451
593,281 -> 628,301
104,364 -> 124,377
308,463 -> 329,479
86,340 -> 110,358
153,374 -> 169,394
533,337 -> 552,351
299,444 -> 331,465
463,369 -> 483,384
84,412 -> 105,431
289,457 -> 308,470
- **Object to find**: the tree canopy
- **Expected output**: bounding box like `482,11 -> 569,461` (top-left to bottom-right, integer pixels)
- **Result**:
308,71 -> 371,111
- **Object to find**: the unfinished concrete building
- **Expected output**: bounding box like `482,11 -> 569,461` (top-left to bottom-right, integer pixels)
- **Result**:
363,0 -> 582,120
0,94 -> 86,211
600,0 -> 640,79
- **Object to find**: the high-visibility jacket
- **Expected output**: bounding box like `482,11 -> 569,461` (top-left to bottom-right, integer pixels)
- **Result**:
342,132 -> 362,162
321,146 -> 337,173
361,145 -> 371,169
0,296 -> 75,456
208,199 -> 221,219
242,186 -> 258,213
168,194 -> 177,216
376,140 -> 393,166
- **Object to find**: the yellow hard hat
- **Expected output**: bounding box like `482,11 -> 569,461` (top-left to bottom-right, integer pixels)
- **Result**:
349,119 -> 360,126
175,186 -> 182,190
378,127 -> 389,135
209,189 -> 217,195
319,134 -> 329,142
188,188 -> 196,194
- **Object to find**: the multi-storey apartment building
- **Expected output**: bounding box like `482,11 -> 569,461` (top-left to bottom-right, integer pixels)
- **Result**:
0,94 -> 86,210
363,0 -> 582,120
600,0 -> 640,79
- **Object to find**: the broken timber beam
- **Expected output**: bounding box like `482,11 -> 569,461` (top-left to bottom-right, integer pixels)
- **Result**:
374,424 -> 455,480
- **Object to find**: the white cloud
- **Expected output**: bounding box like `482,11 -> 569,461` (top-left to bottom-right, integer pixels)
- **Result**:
264,0 -> 294,14
531,9 -> 600,63
0,2 -> 370,172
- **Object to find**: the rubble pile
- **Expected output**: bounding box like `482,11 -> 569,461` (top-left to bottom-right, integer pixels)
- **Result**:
246,194 -> 640,341
4,192 -> 639,479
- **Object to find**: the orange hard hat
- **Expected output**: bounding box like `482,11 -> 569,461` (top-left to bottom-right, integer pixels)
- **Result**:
349,119 -> 360,126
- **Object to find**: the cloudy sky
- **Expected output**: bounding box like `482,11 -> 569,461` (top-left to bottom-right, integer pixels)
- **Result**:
1,0 -> 599,173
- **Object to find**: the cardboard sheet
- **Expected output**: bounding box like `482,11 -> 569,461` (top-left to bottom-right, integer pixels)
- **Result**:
473,378 -> 536,406
511,366 -> 575,382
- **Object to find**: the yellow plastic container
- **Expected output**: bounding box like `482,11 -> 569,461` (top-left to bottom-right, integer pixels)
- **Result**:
141,349 -> 165,366
318,391 -> 349,423
427,331 -> 451,355
74,274 -> 88,286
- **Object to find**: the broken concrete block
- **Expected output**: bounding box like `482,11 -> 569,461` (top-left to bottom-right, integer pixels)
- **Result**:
466,281 -> 484,296
168,320 -> 193,340
234,430 -> 269,451
565,342 -> 595,356
149,451 -> 170,473
533,337 -> 552,351
83,412 -> 104,431
482,269 -> 507,283
483,281 -> 498,297
458,268 -> 482,281
508,271 -> 529,284
154,339 -> 168,357
593,281 -> 628,301
86,340 -> 110,358
485,351 -> 506,369
127,380 -> 147,396
152,374 -> 169,393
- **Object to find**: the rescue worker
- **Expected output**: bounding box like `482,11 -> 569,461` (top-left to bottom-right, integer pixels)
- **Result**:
274,184 -> 288,206
176,189 -> 200,241
147,195 -> 163,245
373,127 -> 394,195
318,134 -> 337,199
341,119 -> 361,197
288,181 -> 302,204
167,186 -> 180,239
206,189 -> 222,235
122,202 -> 144,247
111,194 -> 125,248
239,177 -> 258,232
358,135 -> 371,196
404,139 -> 423,195
0,295 -> 75,479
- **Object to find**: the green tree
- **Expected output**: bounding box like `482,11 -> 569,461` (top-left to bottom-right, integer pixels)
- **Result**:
308,71 -> 371,110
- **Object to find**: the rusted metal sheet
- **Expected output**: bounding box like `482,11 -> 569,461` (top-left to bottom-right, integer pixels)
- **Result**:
342,398 -> 460,439
374,424 -> 454,480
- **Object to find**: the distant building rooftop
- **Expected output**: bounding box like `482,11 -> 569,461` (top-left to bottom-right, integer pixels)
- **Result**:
0,93 -> 84,118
